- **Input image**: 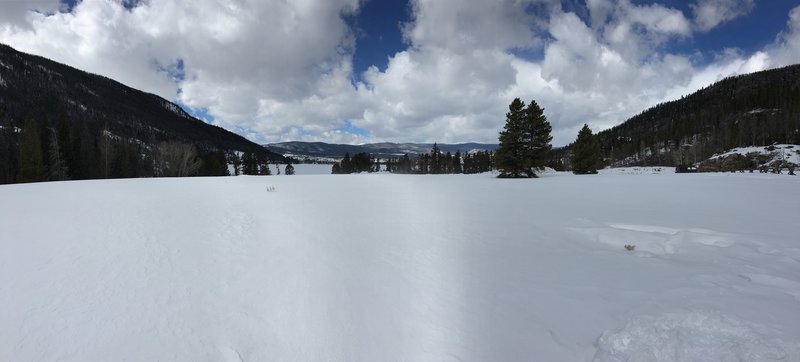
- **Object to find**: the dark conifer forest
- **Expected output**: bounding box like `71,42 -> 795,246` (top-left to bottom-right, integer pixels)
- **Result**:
552,64 -> 800,168
0,44 -> 284,184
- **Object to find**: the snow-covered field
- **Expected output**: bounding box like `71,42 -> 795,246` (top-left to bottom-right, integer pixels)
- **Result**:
1,172 -> 799,361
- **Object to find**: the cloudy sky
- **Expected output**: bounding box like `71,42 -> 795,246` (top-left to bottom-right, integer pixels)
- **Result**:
1,0 -> 798,146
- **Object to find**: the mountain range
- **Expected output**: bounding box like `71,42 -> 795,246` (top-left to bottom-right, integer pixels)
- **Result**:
265,141 -> 498,159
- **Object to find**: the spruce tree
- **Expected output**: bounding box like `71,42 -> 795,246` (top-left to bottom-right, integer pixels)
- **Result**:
571,124 -> 601,174
496,98 -> 527,177
47,128 -> 70,181
71,120 -> 98,179
285,163 -> 295,175
431,143 -> 442,174
231,152 -> 242,176
453,150 -> 463,174
522,100 -> 552,177
97,126 -> 114,179
259,158 -> 272,175
241,152 -> 257,175
0,119 -> 17,184
341,152 -> 352,173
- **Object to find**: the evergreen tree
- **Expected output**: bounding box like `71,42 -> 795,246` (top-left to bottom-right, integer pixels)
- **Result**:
198,150 -> 229,176
341,152 -> 353,173
351,152 -> 372,172
241,152 -> 257,175
111,142 -> 133,178
453,150 -> 463,174
285,163 -> 295,175
47,128 -> 70,181
495,98 -> 527,177
571,124 -> 601,174
97,125 -> 114,179
0,119 -> 18,184
522,100 -> 552,177
16,117 -> 46,183
431,143 -> 442,174
231,152 -> 242,176
394,154 -> 411,174
418,153 -> 429,174
258,157 -> 272,175
70,120 -> 98,180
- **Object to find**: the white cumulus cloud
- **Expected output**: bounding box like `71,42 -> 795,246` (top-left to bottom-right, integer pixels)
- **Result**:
691,0 -> 755,32
0,0 -> 798,146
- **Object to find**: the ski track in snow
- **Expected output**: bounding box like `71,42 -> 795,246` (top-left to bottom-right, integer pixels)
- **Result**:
0,171 -> 798,361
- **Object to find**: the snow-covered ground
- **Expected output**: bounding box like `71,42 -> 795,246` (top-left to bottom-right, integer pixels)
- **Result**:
1,172 -> 799,361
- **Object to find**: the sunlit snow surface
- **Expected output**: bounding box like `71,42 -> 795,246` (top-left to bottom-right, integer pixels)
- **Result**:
1,171 -> 798,361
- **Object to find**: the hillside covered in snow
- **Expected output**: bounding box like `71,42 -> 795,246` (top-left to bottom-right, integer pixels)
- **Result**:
698,144 -> 800,172
1,172 -> 799,361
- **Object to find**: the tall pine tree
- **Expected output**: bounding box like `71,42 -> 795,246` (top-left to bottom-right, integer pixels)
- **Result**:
0,119 -> 17,184
495,98 -> 527,177
97,125 -> 114,179
47,128 -> 70,181
571,124 -> 601,174
522,100 -> 552,177
496,98 -> 552,178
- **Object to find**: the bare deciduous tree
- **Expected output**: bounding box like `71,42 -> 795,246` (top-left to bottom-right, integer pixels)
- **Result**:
156,142 -> 202,177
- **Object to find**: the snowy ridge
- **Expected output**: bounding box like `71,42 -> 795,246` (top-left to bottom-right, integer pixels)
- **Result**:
163,100 -> 190,118
710,144 -> 800,165
1,172 -> 798,360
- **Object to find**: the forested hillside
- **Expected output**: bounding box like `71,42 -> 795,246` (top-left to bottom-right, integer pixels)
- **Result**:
0,44 -> 284,184
552,64 -> 800,167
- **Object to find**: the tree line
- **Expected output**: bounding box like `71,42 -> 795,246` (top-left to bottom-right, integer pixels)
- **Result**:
0,113 -> 298,184
329,98 -> 605,177
330,145 -> 494,175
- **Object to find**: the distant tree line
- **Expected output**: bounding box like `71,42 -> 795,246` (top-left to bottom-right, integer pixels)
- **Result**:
331,152 -> 376,174
331,144 -> 495,175
386,143 -> 493,174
